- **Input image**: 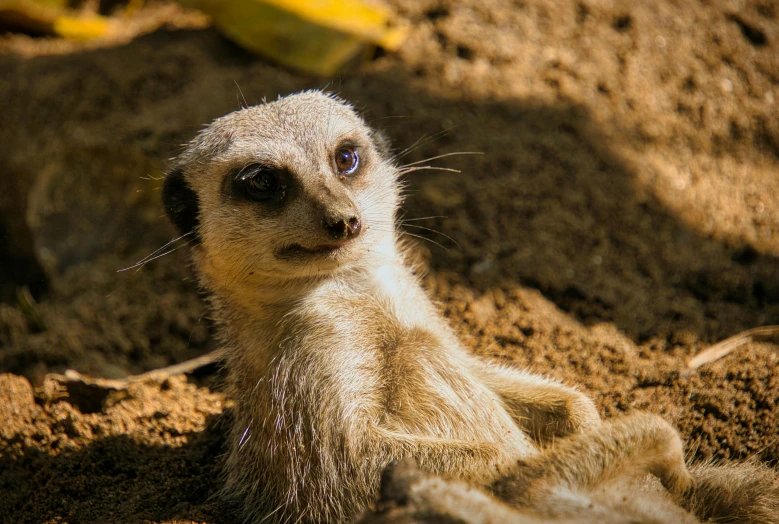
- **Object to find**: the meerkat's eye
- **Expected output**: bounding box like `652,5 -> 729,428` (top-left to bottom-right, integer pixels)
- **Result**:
234,164 -> 286,202
334,146 -> 359,175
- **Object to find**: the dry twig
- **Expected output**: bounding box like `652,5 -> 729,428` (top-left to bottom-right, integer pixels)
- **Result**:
686,326 -> 779,373
56,348 -> 226,391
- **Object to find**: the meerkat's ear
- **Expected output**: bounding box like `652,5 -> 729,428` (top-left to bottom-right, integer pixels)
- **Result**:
162,168 -> 200,241
371,129 -> 392,159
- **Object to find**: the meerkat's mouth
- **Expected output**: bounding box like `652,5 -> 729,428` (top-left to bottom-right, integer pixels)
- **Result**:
277,242 -> 352,259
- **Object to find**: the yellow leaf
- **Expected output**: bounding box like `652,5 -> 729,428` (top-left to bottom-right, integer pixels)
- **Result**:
178,0 -> 408,76
0,0 -> 110,40
53,16 -> 110,40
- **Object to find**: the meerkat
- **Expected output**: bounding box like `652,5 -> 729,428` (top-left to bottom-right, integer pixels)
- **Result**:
161,91 -> 775,523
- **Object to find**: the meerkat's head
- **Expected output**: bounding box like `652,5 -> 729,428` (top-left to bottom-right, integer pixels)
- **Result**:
162,91 -> 400,295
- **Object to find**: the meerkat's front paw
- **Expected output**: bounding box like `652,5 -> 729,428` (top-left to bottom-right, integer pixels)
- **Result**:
538,393 -> 601,442
649,438 -> 694,496
655,461 -> 695,497
568,395 -> 601,432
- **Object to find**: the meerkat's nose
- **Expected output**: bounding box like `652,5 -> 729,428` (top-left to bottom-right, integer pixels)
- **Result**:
324,214 -> 362,241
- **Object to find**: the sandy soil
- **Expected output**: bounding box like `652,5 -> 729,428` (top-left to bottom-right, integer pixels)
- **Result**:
0,0 -> 777,522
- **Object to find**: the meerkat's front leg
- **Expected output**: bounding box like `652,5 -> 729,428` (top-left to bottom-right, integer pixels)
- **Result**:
493,412 -> 693,505
366,423 -> 517,485
470,358 -> 601,443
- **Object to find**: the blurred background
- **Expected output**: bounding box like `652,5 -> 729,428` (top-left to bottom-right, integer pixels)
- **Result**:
0,0 -> 777,521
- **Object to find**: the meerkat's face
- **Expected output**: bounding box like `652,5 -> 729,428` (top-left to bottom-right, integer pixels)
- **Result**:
162,91 -> 400,290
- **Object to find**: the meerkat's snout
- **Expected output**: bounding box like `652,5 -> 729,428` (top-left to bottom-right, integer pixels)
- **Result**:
311,179 -> 363,244
323,211 -> 361,241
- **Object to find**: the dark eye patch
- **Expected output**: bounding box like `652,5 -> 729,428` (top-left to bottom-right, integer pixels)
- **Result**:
232,164 -> 287,203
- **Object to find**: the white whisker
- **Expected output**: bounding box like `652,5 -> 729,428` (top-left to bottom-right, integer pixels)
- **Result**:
399,166 -> 462,174
120,231 -> 195,272
402,224 -> 460,248
400,151 -> 483,168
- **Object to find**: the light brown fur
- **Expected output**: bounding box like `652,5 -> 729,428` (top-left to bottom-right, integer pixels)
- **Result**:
362,434 -> 779,523
162,91 -> 777,523
361,456 -> 699,524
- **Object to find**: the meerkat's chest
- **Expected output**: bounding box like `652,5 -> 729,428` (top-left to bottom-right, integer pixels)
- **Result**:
325,303 -> 532,454
288,276 -> 535,456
